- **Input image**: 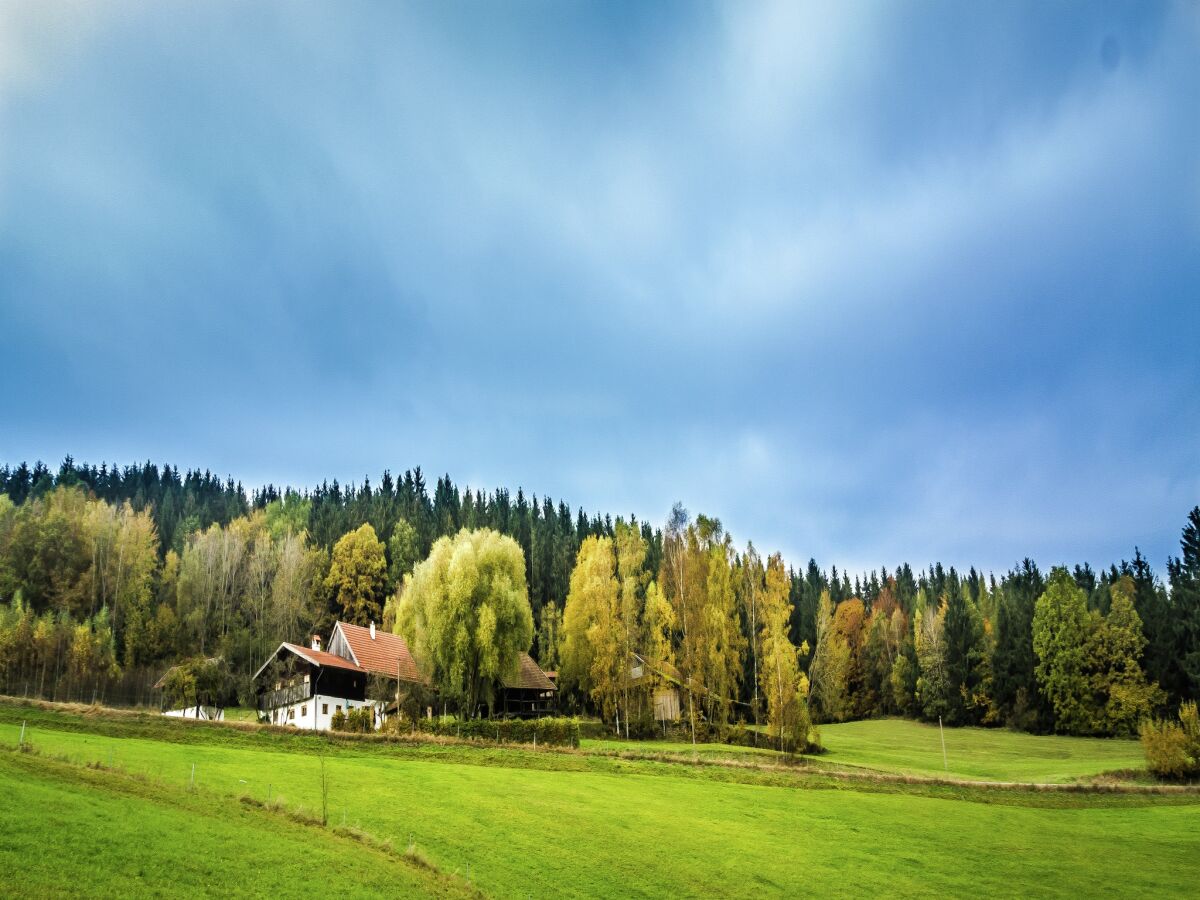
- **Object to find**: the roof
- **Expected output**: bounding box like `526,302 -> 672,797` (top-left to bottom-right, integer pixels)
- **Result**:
503,652 -> 557,692
252,642 -> 366,681
335,621 -> 424,684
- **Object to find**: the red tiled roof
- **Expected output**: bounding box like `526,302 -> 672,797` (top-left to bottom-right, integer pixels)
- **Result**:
281,643 -> 366,673
336,622 -> 425,684
503,652 -> 556,692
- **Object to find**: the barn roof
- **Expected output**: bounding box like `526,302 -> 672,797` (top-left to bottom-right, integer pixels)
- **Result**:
334,621 -> 425,684
503,652 -> 557,692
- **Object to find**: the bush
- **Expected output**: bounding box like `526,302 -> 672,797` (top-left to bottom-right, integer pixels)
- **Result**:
331,706 -> 374,734
577,719 -> 610,740
723,721 -> 821,755
1140,701 -> 1200,780
417,716 -> 580,748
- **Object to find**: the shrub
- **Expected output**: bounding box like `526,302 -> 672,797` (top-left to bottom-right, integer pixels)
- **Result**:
1140,701 -> 1200,780
417,716 -> 580,748
331,707 -> 374,734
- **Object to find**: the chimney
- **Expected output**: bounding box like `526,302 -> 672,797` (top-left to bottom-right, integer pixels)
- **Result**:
369,621 -> 376,640
311,634 -> 322,652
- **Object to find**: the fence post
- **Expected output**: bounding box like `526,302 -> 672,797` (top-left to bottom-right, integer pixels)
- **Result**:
18,721 -> 26,747
190,762 -> 195,790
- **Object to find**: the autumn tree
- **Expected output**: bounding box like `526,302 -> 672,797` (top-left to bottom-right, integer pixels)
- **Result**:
561,536 -> 627,726
759,553 -> 813,751
1091,576 -> 1164,734
396,528 -> 533,716
808,590 -> 850,722
325,523 -> 388,626
642,580 -> 676,687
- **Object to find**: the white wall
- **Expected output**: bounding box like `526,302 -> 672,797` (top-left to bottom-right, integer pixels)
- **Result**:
264,694 -> 384,731
163,706 -> 224,721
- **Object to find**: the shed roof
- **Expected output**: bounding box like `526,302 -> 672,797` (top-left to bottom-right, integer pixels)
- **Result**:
503,652 -> 557,692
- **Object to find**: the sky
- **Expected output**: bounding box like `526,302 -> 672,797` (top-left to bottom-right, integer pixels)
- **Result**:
1,1 -> 1198,578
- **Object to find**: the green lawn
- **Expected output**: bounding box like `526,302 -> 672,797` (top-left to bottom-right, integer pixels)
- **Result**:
1,702 -> 1197,898
0,751 -> 469,898
816,718 -> 1146,783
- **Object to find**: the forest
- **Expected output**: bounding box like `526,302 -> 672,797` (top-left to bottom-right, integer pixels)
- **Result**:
0,456 -> 1197,743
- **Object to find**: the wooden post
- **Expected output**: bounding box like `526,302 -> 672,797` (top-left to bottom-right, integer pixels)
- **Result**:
18,721 -> 25,747
939,716 -> 948,771
190,763 -> 195,790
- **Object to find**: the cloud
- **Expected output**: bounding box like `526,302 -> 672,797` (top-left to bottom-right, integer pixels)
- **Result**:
1,1 -> 1197,577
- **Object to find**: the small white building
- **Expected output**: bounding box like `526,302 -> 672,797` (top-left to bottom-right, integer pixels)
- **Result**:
163,705 -> 225,721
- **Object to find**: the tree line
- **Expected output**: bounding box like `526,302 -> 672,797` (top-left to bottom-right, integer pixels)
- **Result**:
0,457 -> 1196,742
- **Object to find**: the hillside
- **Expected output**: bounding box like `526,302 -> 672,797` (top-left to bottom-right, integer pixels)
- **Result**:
2,701 -> 1198,898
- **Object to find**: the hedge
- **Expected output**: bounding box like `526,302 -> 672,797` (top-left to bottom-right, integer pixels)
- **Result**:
417,716 -> 580,748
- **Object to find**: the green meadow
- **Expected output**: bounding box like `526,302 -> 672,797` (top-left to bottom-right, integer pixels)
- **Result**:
587,717 -> 1145,783
1,702 -> 1198,899
814,718 -> 1147,782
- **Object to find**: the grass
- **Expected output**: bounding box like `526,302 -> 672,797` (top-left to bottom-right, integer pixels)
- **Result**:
221,706 -> 260,722
2,705 -> 1200,900
582,737 -> 780,760
585,719 -> 1147,784
815,718 -> 1146,783
0,751 -> 471,898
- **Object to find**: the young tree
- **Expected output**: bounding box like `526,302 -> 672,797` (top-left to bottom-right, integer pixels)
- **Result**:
759,553 -> 812,751
325,523 -> 388,626
560,536 -> 626,725
1033,568 -> 1095,734
698,531 -> 746,726
914,590 -> 950,721
396,528 -> 533,716
1089,576 -> 1164,735
642,580 -> 676,681
808,590 -> 850,722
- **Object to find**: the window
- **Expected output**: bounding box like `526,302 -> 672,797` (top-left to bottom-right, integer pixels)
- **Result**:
288,709 -> 295,720
301,705 -> 307,717
336,705 -> 342,713
322,703 -> 328,715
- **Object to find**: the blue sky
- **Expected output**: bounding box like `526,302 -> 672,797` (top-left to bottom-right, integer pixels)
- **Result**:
1,1 -> 1197,577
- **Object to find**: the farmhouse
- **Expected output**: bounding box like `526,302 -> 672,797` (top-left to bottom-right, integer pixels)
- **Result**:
252,620 -> 556,729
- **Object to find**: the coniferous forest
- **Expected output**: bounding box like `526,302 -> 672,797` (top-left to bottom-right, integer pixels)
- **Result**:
0,456 -> 1196,742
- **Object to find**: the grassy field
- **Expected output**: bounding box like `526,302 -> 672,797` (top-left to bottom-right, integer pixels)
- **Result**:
0,751 -> 470,898
584,718 -> 1145,784
1,702 -> 1197,898
815,718 -> 1146,782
